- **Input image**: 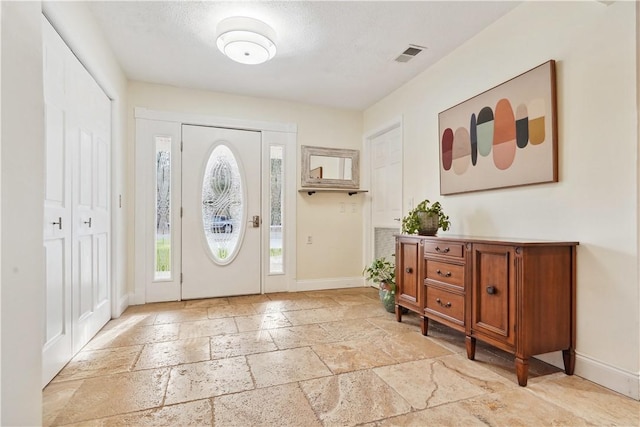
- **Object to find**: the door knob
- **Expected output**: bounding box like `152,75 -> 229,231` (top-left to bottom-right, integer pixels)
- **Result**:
84,218 -> 92,228
486,286 -> 497,295
250,215 -> 260,228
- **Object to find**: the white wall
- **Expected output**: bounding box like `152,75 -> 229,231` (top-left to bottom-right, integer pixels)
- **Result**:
365,1 -> 639,398
128,82 -> 364,285
1,2 -> 45,424
43,1 -> 129,316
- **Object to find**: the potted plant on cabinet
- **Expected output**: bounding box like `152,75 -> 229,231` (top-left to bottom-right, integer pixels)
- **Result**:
402,199 -> 451,236
363,257 -> 396,313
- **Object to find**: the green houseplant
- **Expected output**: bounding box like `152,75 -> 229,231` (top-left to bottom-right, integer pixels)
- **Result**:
363,257 -> 396,313
402,199 -> 451,236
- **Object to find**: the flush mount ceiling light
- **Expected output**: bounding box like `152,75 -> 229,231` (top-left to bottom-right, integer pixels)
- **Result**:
216,17 -> 277,65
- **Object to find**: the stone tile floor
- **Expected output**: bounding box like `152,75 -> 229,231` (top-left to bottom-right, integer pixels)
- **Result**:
43,287 -> 639,426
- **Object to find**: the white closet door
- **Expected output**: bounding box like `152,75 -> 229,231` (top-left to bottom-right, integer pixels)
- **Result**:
42,16 -> 111,385
42,17 -> 73,386
68,36 -> 111,355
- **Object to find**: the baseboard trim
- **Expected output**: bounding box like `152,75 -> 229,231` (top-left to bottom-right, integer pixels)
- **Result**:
294,276 -> 365,292
111,292 -> 130,319
574,352 -> 639,400
536,351 -> 639,400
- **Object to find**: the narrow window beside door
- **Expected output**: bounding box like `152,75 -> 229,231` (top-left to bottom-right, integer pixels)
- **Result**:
270,146 -> 283,273
155,136 -> 171,280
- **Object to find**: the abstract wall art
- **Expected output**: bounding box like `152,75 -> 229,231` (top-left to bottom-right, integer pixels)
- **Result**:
439,60 -> 557,195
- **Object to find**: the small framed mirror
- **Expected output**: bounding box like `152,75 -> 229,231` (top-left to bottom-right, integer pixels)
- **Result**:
301,145 -> 360,189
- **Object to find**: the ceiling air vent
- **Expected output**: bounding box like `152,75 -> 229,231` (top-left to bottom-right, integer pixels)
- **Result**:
395,44 -> 426,63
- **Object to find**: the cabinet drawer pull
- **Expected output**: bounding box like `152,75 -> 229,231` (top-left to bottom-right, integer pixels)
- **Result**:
405,267 -> 412,274
436,298 -> 452,308
436,269 -> 452,277
435,246 -> 450,254
486,286 -> 497,295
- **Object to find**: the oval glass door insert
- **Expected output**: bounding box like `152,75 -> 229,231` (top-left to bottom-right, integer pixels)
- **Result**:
202,144 -> 244,264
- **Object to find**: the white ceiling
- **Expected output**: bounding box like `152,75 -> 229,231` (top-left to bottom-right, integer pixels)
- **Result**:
87,1 -> 521,110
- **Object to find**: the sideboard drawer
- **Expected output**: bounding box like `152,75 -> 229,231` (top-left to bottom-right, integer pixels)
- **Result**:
423,241 -> 464,258
426,260 -> 464,288
424,286 -> 464,326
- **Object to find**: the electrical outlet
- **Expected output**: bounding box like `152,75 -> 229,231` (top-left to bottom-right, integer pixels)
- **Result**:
340,202 -> 345,213
307,235 -> 313,244
351,203 -> 357,213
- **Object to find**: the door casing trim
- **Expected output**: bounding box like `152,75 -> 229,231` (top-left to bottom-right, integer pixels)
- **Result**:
133,108 -> 297,304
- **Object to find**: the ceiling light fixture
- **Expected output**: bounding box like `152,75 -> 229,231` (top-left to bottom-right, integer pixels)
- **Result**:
216,17 -> 277,65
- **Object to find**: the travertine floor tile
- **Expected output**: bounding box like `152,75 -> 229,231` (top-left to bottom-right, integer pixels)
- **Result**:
207,303 -> 256,319
154,307 -> 209,324
123,301 -> 185,314
234,312 -> 292,332
134,337 -> 211,370
43,380 -> 84,427
366,314 -> 424,335
227,294 -> 271,305
177,317 -> 237,339
52,346 -> 142,382
265,291 -> 311,301
251,299 -> 300,313
247,347 -> 332,388
164,357 -> 253,404
51,369 -> 170,425
282,306 -> 351,325
300,369 -> 412,426
213,383 -> 321,427
361,403 -> 487,427
332,293 -> 380,306
319,319 -> 388,342
268,324 -> 337,350
211,330 -> 277,359
436,353 -> 515,393
376,331 -> 452,362
458,388 -> 591,426
374,358 -> 489,410
312,339 -> 397,374
64,399 -> 214,426
100,313 -> 157,331
184,297 -> 229,308
83,324 -> 180,350
528,374 -> 640,426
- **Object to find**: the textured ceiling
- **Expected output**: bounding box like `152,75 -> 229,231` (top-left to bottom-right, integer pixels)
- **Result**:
87,1 -> 520,110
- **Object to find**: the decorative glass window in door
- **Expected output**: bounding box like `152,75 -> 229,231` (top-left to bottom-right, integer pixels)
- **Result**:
202,144 -> 243,264
155,136 -> 171,280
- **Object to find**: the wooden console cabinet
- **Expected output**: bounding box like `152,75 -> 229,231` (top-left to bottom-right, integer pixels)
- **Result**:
395,235 -> 578,386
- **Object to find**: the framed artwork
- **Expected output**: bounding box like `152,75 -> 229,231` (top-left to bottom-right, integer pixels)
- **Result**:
439,60 -> 557,195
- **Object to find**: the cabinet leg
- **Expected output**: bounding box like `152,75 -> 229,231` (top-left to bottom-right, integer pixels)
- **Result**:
420,316 -> 428,336
465,336 -> 476,360
562,348 -> 575,375
395,305 -> 402,322
515,357 -> 529,387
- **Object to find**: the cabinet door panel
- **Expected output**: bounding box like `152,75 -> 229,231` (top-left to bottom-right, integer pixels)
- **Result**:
395,237 -> 422,311
472,244 -> 515,346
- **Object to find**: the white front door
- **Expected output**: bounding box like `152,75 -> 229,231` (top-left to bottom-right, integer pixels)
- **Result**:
181,125 -> 262,299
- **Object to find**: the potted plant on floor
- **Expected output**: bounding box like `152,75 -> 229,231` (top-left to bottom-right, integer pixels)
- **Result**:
363,257 -> 396,313
402,199 -> 451,236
